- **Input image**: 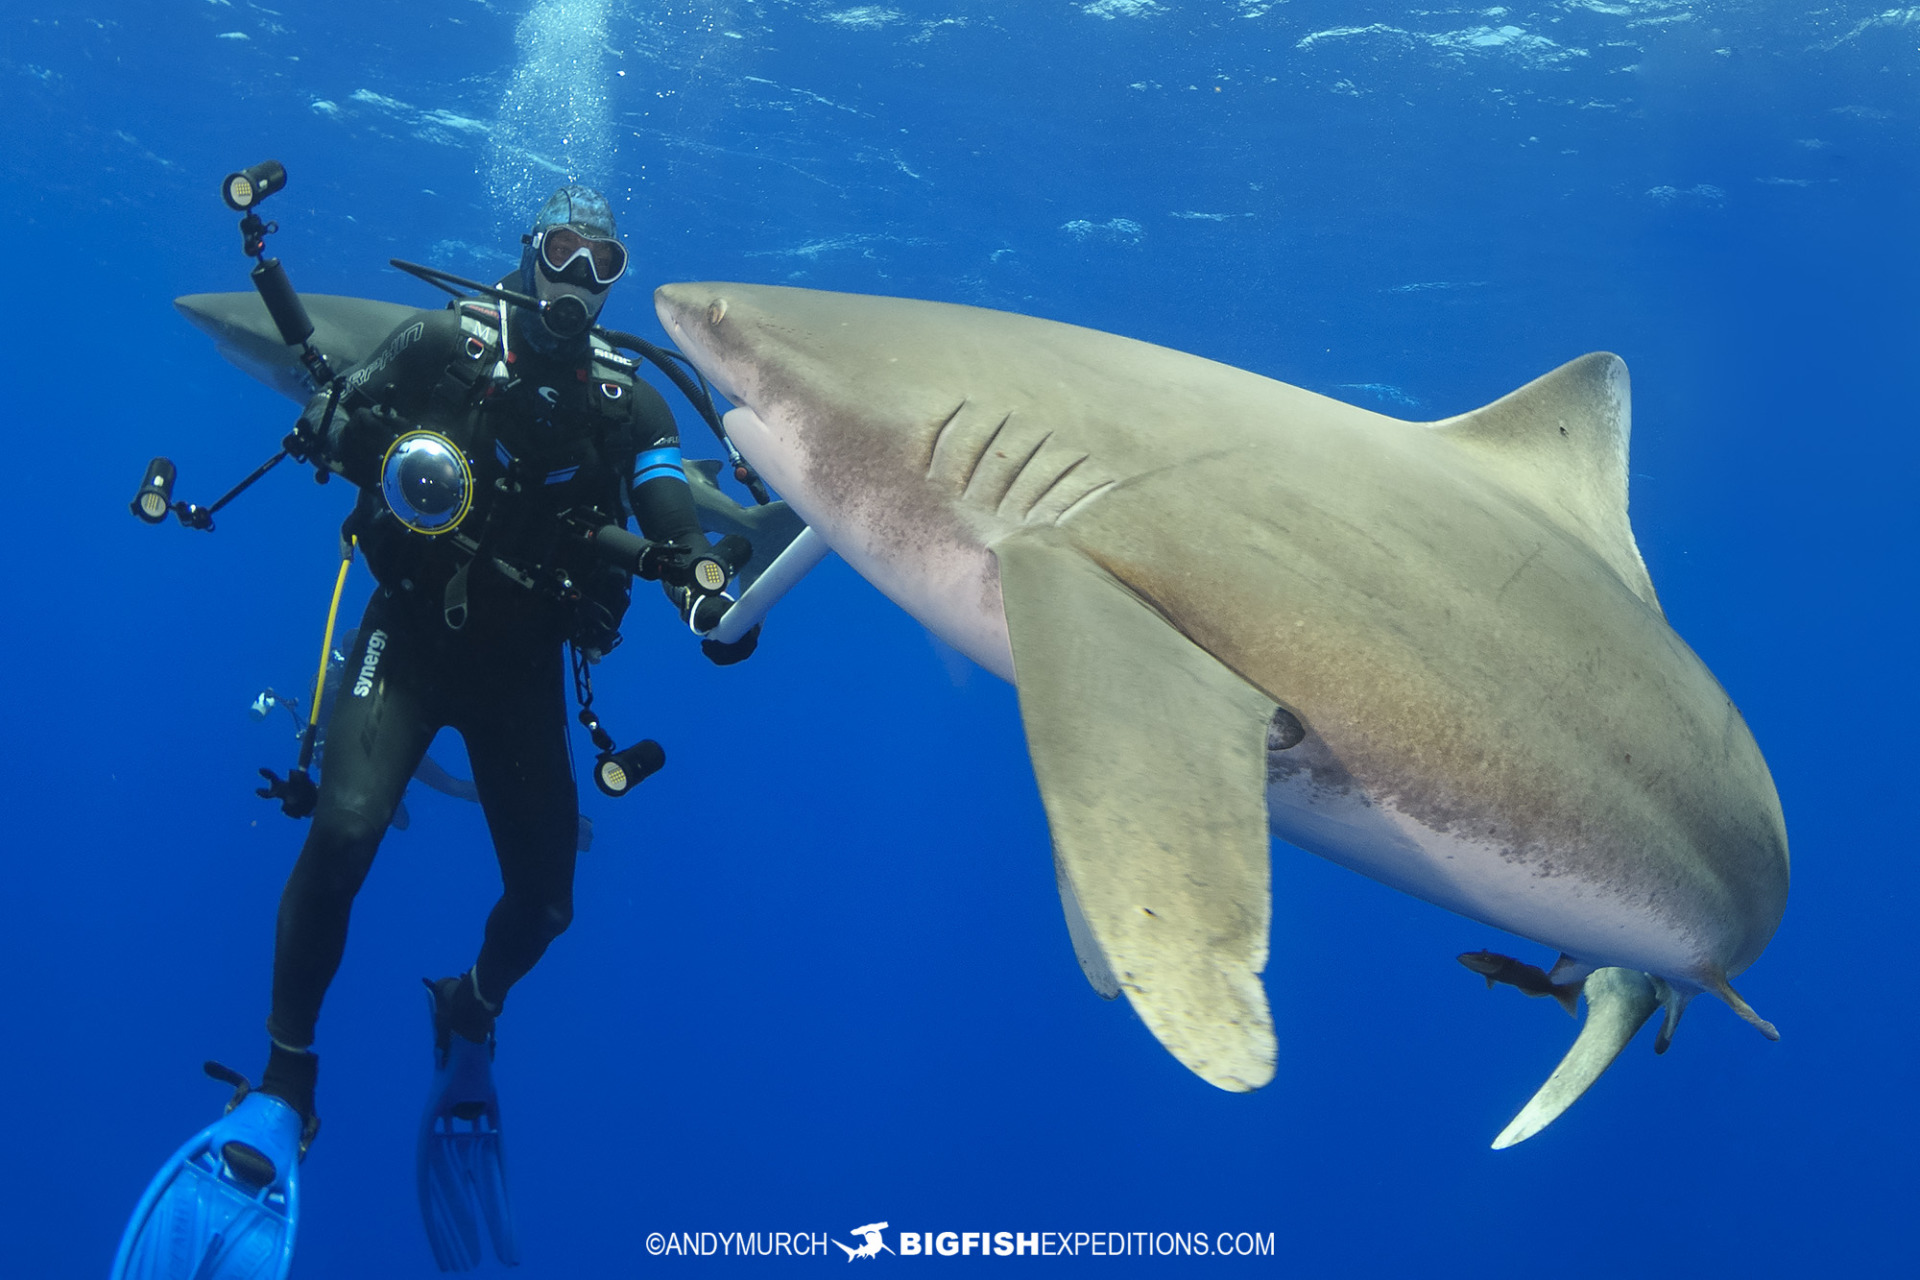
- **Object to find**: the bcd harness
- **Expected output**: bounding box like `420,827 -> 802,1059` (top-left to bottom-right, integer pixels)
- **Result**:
366,297 -> 650,634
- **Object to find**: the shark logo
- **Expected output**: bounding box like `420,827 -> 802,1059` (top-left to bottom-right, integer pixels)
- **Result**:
835,1223 -> 893,1261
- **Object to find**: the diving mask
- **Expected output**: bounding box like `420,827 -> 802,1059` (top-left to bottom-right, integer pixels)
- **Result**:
534,226 -> 628,289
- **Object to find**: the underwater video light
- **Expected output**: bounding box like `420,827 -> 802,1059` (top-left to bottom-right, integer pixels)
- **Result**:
594,740 -> 665,798
678,535 -> 750,599
131,457 -> 178,524
222,160 -> 288,212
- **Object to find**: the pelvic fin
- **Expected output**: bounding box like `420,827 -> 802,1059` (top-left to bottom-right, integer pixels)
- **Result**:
1651,978 -> 1689,1055
1491,967 -> 1659,1150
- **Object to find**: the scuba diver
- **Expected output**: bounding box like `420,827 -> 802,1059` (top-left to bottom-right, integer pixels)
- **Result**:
115,184 -> 759,1278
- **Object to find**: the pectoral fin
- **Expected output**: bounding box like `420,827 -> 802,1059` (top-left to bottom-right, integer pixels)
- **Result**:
995,530 -> 1278,1091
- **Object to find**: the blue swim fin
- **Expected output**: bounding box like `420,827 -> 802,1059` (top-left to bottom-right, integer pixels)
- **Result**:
417,984 -> 520,1271
112,1064 -> 313,1280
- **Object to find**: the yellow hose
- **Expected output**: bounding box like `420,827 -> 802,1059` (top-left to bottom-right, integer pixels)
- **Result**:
309,536 -> 357,732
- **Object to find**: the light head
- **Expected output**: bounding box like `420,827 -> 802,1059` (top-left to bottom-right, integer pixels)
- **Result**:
594,739 -> 665,797
131,457 -> 178,523
221,160 -> 288,212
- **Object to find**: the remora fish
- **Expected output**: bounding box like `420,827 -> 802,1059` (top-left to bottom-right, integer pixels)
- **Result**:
655,282 -> 1790,1144
1458,950 -> 1581,1017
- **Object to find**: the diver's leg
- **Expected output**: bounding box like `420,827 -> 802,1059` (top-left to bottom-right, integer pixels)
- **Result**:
457,637 -> 578,1021
264,599 -> 438,1108
421,648 -> 560,1271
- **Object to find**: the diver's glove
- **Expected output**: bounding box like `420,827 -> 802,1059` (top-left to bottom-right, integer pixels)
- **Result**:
257,767 -> 319,819
663,585 -> 754,662
284,421 -> 324,467
568,576 -> 629,664
680,591 -> 731,634
573,618 -> 624,665
701,623 -> 760,666
286,384 -> 373,475
286,388 -> 335,467
310,404 -> 404,486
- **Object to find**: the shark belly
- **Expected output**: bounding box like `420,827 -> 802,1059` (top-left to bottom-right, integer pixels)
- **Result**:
1261,740 -> 1710,982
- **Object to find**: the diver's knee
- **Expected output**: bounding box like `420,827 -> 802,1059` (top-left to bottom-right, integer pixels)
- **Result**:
292,808 -> 386,899
538,897 -> 574,942
308,806 -> 386,858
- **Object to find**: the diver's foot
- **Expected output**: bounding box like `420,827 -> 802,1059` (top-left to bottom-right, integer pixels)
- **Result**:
114,1066 -> 315,1278
425,969 -> 497,1048
416,977 -> 519,1268
258,1042 -> 319,1128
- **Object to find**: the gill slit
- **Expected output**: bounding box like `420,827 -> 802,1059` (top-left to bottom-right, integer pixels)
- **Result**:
925,399 -> 969,476
1054,480 -> 1118,525
989,431 -> 1057,514
960,411 -> 1015,493
1023,453 -> 1091,518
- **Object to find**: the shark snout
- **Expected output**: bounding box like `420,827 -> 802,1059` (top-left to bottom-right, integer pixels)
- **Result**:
653,281 -> 715,329
654,283 -> 743,403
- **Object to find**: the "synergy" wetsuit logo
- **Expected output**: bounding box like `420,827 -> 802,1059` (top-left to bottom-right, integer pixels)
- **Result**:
352,630 -> 389,697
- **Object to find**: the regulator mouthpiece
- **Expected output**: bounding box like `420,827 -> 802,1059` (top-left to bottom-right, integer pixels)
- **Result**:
540,293 -> 593,340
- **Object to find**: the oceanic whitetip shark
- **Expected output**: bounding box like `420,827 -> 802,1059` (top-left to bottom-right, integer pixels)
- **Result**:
653,282 -> 1790,1147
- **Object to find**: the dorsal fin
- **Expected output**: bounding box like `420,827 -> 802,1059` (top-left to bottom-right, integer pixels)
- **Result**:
1429,353 -> 1661,614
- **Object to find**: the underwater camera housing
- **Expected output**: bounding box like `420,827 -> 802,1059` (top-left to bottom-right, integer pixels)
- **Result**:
379,431 -> 474,536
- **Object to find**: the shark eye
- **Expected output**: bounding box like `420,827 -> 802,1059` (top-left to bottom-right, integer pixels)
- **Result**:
1267,707 -> 1306,751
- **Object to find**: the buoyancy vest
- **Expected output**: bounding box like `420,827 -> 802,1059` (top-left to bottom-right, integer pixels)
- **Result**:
352,299 -> 643,637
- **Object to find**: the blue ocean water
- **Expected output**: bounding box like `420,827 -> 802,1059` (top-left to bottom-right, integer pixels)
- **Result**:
1,1 -> 1915,1275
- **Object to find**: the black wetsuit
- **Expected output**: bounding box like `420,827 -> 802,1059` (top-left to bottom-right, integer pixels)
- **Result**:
266,298 -> 706,1052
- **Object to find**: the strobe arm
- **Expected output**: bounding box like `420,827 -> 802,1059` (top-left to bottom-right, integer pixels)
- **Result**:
130,449 -> 296,532
579,522 -> 657,576
250,257 -> 336,387
580,523 -> 751,598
